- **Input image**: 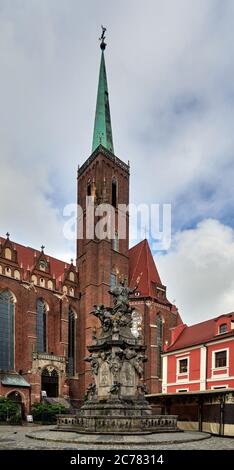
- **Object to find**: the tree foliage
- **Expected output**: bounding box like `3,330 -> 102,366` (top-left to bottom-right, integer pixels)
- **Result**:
31,402 -> 66,423
0,396 -> 19,422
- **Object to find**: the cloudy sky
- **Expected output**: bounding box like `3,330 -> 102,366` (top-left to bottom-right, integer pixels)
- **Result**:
0,0 -> 234,324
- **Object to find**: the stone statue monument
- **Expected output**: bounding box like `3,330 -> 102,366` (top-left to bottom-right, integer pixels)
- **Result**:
57,278 -> 178,434
84,277 -> 146,403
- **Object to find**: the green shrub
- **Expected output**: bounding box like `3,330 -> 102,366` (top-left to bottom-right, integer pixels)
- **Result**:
31,403 -> 66,423
0,396 -> 19,423
9,414 -> 22,425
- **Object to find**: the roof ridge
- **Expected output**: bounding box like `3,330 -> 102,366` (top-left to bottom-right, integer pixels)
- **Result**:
184,311 -> 234,329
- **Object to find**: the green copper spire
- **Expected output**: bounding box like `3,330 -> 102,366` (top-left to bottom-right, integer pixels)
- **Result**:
92,27 -> 114,153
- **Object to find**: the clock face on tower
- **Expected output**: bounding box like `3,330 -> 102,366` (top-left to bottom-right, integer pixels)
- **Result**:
39,260 -> 47,271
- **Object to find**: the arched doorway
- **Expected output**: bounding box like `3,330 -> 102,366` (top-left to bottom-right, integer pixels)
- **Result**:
7,391 -> 24,418
41,368 -> 59,397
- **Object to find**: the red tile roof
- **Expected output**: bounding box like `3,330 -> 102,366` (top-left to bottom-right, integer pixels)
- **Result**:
129,239 -> 164,298
166,312 -> 234,352
0,237 -> 66,281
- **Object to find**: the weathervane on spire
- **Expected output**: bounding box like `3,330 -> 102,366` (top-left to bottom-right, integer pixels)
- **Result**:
99,25 -> 107,50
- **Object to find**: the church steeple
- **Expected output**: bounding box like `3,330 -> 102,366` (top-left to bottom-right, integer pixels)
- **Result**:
92,27 -> 114,154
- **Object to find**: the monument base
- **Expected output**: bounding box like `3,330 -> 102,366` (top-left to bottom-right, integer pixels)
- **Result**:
57,399 -> 178,434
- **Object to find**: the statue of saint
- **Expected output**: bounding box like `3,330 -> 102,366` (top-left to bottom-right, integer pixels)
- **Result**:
109,275 -> 141,314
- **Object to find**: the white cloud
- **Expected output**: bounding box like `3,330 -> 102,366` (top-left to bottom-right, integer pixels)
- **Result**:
157,219 -> 234,324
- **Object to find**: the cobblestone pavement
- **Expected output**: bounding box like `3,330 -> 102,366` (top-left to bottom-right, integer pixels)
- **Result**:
0,425 -> 233,450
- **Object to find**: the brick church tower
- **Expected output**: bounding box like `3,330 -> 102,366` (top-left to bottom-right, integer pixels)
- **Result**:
76,36 -> 130,398
75,33 -> 182,400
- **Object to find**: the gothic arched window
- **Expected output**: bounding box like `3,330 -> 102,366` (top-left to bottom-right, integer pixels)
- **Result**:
36,299 -> 47,353
112,177 -> 117,208
0,290 -> 15,371
156,315 -> 163,378
68,306 -> 76,377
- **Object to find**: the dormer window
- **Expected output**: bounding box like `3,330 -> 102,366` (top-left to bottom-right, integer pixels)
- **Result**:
39,260 -> 47,271
219,323 -> 228,334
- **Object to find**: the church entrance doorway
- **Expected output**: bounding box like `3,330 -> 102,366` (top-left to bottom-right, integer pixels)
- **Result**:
41,368 -> 59,397
7,391 -> 24,419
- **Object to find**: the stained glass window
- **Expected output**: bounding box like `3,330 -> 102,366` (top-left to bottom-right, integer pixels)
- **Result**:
0,290 -> 15,371
156,315 -> 163,378
36,299 -> 47,352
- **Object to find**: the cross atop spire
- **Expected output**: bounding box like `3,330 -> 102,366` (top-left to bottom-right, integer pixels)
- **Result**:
99,25 -> 106,50
92,26 -> 114,154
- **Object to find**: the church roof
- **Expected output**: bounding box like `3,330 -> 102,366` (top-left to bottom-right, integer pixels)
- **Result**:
92,48 -> 114,153
129,239 -> 164,298
0,236 -> 66,282
0,372 -> 31,388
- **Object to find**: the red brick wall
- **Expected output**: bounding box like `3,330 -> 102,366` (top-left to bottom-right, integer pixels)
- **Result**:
0,273 -> 79,410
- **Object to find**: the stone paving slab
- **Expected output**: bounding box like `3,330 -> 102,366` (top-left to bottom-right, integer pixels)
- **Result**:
0,426 -> 234,450
26,428 -> 210,446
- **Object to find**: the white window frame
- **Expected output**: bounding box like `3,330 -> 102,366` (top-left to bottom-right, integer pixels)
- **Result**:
211,348 -> 229,377
211,385 -> 228,390
176,388 -> 189,393
176,356 -> 189,382
218,323 -> 228,335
